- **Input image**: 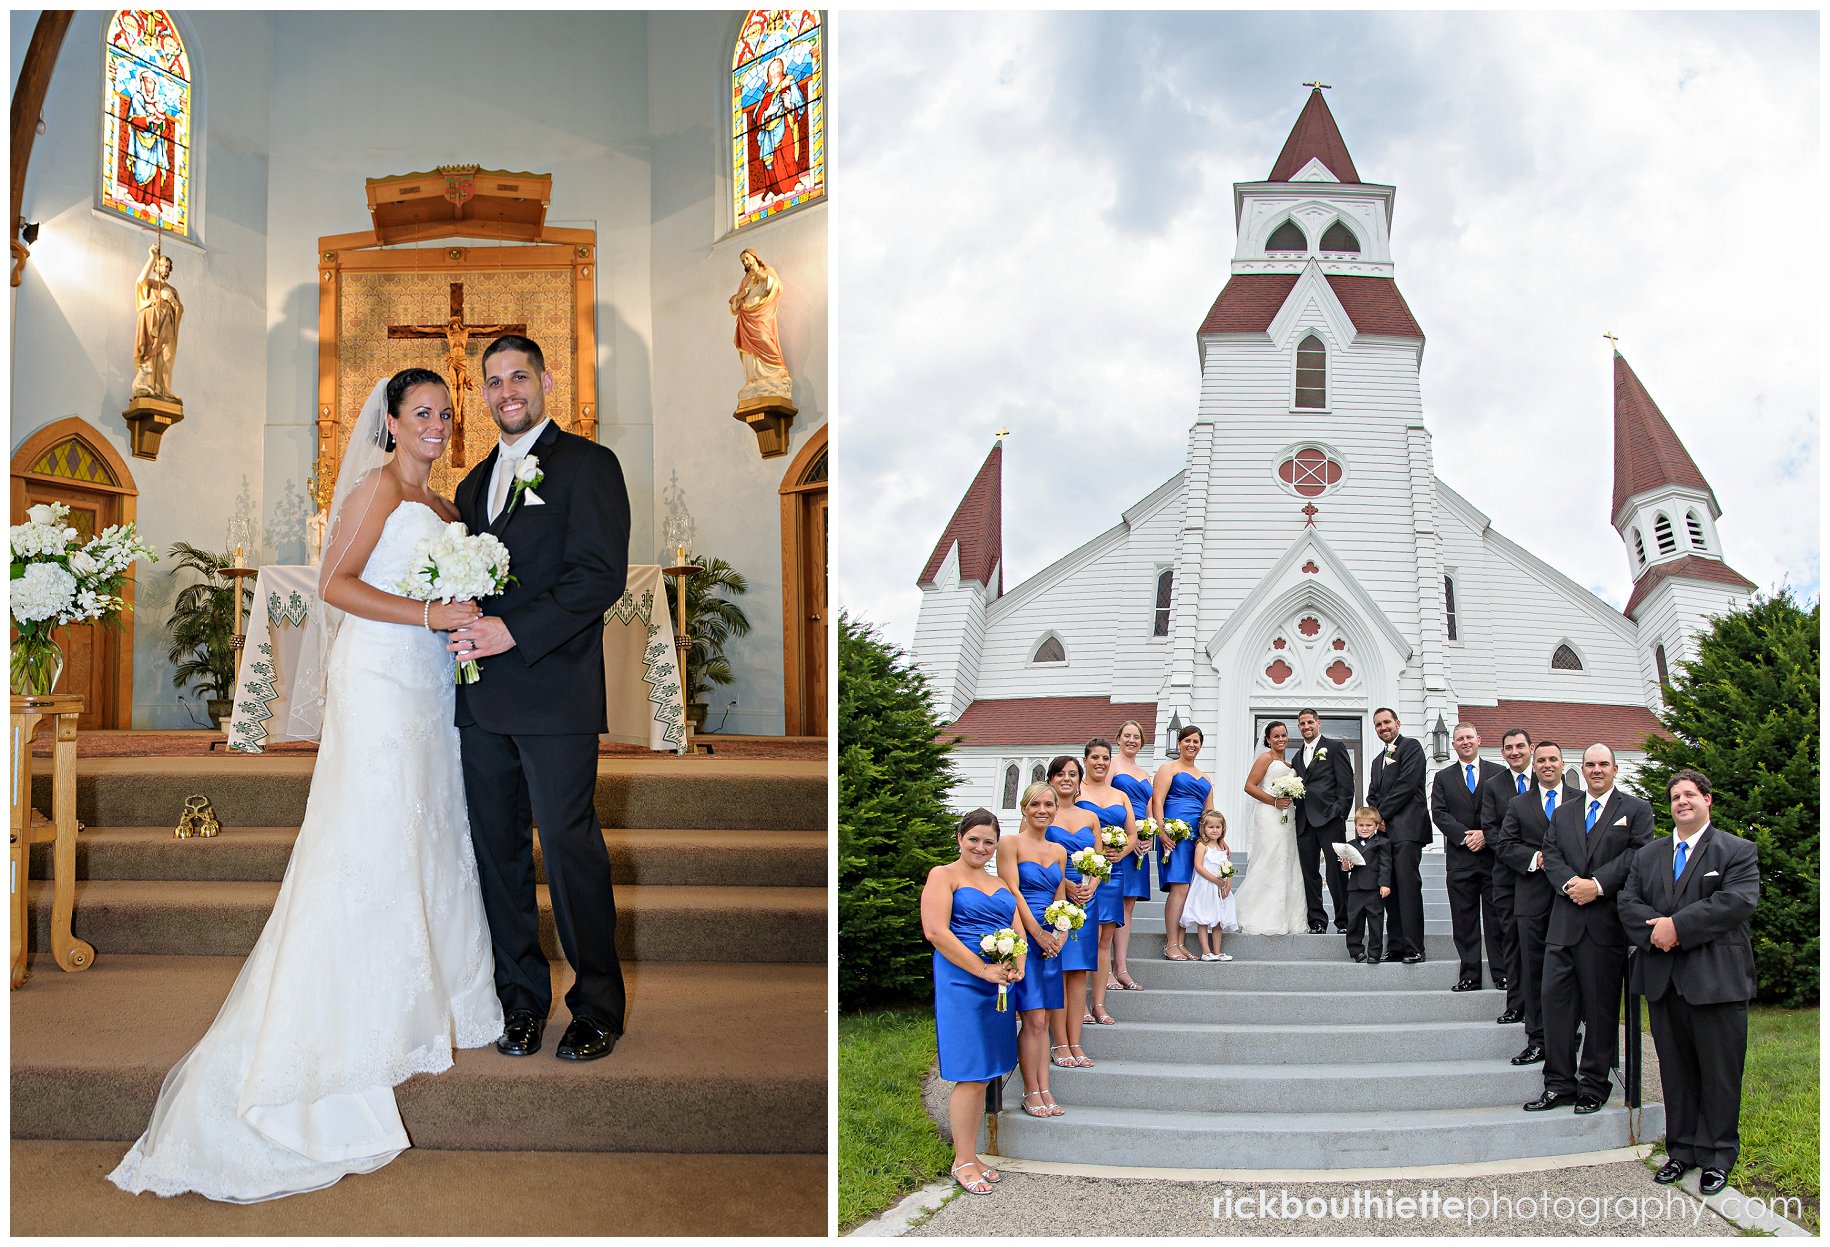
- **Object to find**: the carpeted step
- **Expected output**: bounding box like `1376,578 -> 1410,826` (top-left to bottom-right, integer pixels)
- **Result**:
11,1140 -> 827,1236
32,757 -> 826,831
30,880 -> 824,962
12,954 -> 826,1155
31,826 -> 825,888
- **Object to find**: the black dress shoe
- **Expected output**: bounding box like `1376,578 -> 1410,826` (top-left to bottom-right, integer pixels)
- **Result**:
1522,1090 -> 1574,1111
555,1015 -> 619,1061
1492,975 -> 1509,990
1654,1159 -> 1695,1185
1699,1168 -> 1728,1196
1351,953 -> 1367,963
1573,1095 -> 1605,1115
497,1009 -> 545,1057
1510,1044 -> 1545,1066
1401,952 -> 1425,964
1365,956 -> 1380,965
1308,922 -> 1328,934
1495,1009 -> 1524,1025
1451,978 -> 1480,992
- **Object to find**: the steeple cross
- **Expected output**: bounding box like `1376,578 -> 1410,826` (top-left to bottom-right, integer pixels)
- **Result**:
388,281 -> 525,468
1302,80 -> 1332,91
1602,331 -> 1620,347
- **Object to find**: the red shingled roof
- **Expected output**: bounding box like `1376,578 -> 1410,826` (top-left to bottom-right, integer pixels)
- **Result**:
1612,351 -> 1715,519
945,697 -> 1158,748
1623,554 -> 1757,618
1198,274 -> 1423,339
1269,88 -> 1362,184
918,442 -> 1002,592
1457,700 -> 1667,753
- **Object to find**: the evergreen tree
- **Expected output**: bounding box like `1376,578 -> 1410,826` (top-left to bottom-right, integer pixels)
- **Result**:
1631,588 -> 1819,1006
838,613 -> 962,1009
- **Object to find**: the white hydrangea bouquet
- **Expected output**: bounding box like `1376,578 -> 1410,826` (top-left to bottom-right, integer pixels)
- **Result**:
977,926 -> 1028,1012
1159,818 -> 1193,865
397,522 -> 513,684
9,502 -> 156,695
1217,859 -> 1236,880
1042,898 -> 1087,941
1098,825 -> 1129,853
1267,773 -> 1306,823
1070,846 -> 1112,883
1133,816 -> 1159,851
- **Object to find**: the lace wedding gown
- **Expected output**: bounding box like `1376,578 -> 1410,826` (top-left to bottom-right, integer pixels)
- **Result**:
109,501 -> 503,1202
1233,758 -> 1308,935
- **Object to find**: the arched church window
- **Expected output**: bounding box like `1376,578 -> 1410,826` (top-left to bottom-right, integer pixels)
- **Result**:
1152,568 -> 1173,637
1031,634 -> 1066,664
732,10 -> 825,231
1266,220 -> 1307,252
1443,575 -> 1458,641
1030,762 -> 1045,786
1686,510 -> 1706,551
1001,763 -> 1020,809
1319,220 -> 1360,253
1294,334 -> 1326,409
1654,643 -> 1670,689
1551,643 -> 1584,672
1654,513 -> 1676,556
102,10 -> 193,236
1633,528 -> 1647,569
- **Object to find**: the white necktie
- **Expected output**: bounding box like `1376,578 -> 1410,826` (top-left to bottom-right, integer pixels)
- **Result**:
488,450 -> 517,522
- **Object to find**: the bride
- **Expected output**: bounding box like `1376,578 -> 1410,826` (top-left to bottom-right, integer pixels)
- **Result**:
108,369 -> 504,1202
1233,721 -> 1309,936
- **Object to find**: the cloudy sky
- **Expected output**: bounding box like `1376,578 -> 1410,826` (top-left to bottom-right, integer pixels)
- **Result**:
829,11 -> 1819,649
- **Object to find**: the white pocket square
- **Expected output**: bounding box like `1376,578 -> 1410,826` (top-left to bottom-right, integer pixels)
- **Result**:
522,490 -> 545,507
1704,870 -> 1720,877
1613,817 -> 1628,826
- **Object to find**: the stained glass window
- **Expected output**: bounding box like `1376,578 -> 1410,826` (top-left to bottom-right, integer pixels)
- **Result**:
732,10 -> 824,231
101,10 -> 191,235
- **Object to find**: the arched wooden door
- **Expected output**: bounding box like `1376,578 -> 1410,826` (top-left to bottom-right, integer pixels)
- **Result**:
11,420 -> 139,728
779,426 -> 827,737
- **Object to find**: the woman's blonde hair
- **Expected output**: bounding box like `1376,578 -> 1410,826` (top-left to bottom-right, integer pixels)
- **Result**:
1020,780 -> 1058,812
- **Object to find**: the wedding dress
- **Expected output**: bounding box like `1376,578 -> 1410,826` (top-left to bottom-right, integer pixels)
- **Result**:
108,500 -> 502,1202
1233,758 -> 1308,935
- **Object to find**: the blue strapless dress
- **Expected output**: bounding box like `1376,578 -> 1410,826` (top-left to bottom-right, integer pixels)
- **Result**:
1011,860 -> 1065,1012
932,885 -> 1021,1083
1044,824 -> 1100,972
1160,772 -> 1212,889
1111,773 -> 1154,899
1075,799 -> 1129,927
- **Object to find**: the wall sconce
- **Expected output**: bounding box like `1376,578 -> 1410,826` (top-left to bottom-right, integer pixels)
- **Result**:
1430,713 -> 1450,763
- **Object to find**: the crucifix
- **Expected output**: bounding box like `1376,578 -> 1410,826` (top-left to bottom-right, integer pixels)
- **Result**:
1603,331 -> 1620,349
388,281 -> 524,467
1302,80 -> 1332,91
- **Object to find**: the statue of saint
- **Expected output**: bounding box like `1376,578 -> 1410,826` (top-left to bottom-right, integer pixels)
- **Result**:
132,243 -> 184,399
729,248 -> 793,403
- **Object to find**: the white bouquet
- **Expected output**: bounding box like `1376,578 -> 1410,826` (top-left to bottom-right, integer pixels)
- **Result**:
1042,899 -> 1087,941
1217,859 -> 1236,880
397,522 -> 514,683
1070,846 -> 1112,883
9,502 -> 156,695
1268,773 -> 1306,823
977,926 -> 1028,1012
1133,817 -> 1159,849
1098,825 -> 1129,853
1159,818 -> 1193,864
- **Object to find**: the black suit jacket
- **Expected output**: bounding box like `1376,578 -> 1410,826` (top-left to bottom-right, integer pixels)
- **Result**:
1432,758 -> 1506,859
1492,783 -> 1581,917
1541,789 -> 1656,948
1342,832 -> 1392,893
1479,768 -> 1535,846
1365,735 -> 1429,844
1293,734 -> 1355,829
453,422 -> 631,735
1618,824 -> 1760,1005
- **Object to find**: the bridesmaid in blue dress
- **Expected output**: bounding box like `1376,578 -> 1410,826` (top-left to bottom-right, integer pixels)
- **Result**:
996,781 -> 1069,1117
1043,756 -> 1103,1069
922,809 -> 1023,1195
1109,720 -> 1155,989
1150,723 -> 1216,961
1076,739 -> 1135,1026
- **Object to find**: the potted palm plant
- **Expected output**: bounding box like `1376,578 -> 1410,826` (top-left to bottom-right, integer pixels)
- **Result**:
662,555 -> 752,731
164,542 -> 251,729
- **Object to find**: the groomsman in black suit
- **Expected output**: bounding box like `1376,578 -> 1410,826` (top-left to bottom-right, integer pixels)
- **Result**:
1478,728 -> 1535,1023
1430,723 -> 1505,991
1492,741 -> 1578,1066
1292,707 -> 1356,933
1618,768 -> 1760,1195
1525,743 -> 1654,1113
1365,708 -> 1429,963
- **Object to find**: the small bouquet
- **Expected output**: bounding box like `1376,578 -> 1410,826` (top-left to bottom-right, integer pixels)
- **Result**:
1217,859 -> 1236,880
398,522 -> 514,683
1070,846 -> 1112,883
1098,825 -> 1129,854
10,502 -> 156,695
977,926 -> 1027,1012
1133,817 -> 1159,851
1159,818 -> 1192,865
1267,773 -> 1306,823
1042,899 -> 1087,942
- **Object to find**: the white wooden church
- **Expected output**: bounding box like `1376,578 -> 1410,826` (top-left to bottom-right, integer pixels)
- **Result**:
912,89 -> 1754,837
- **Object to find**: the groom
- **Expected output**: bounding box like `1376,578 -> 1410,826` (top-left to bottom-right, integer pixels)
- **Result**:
1292,708 -> 1355,933
449,334 -> 630,1061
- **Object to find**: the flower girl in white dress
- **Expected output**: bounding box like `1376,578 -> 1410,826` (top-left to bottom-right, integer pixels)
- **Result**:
1181,810 -> 1239,961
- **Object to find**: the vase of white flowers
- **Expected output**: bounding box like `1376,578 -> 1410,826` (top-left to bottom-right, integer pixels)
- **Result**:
10,502 -> 155,697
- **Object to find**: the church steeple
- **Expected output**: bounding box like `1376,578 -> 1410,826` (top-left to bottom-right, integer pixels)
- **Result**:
1611,350 -> 1716,522
1268,87 -> 1362,184
918,439 -> 1003,596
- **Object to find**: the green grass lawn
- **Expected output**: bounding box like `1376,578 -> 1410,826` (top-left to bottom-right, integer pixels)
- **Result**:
838,1006 -> 953,1232
1734,1005 -> 1818,1230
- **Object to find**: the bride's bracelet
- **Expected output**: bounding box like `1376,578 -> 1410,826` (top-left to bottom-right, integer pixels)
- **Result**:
423,600 -> 434,632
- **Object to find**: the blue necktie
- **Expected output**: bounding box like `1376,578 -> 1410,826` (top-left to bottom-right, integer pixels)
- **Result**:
1517,774 -> 1527,795
1673,839 -> 1688,881
1465,764 -> 1476,793
1585,800 -> 1600,834
1544,790 -> 1556,819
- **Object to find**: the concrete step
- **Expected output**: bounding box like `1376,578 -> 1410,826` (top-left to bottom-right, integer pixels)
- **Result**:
1107,958 -> 1501,993
1118,930 -> 1463,960
1087,985 -> 1505,1025
1037,1057 -> 1547,1114
991,1100 -> 1664,1170
29,879 -> 824,963
1071,1018 -> 1527,1064
1128,898 -> 1453,922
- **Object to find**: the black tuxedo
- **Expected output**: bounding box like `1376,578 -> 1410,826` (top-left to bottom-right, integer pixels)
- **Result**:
1292,733 -> 1355,929
1538,789 -> 1656,1099
1619,824 -> 1760,1171
1479,767 -> 1534,1017
1492,782 -> 1579,1044
455,421 -> 632,1032
1340,831 -> 1391,960
1431,757 -> 1506,982
1366,735 -> 1428,958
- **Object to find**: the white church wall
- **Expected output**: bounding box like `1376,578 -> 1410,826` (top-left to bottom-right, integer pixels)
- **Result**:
912,545 -> 991,721
1479,527 -> 1644,705
1109,480 -> 1185,700
644,10 -> 828,736
975,524 -> 1130,701
1434,482 -> 1500,706
11,10 -> 276,728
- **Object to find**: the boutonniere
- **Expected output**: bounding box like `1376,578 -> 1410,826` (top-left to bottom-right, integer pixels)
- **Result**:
506,455 -> 545,516
1384,743 -> 1396,760
1314,747 -> 1327,760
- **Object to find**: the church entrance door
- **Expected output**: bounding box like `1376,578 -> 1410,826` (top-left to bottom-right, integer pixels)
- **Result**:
779,428 -> 827,737
1255,711 -> 1365,808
